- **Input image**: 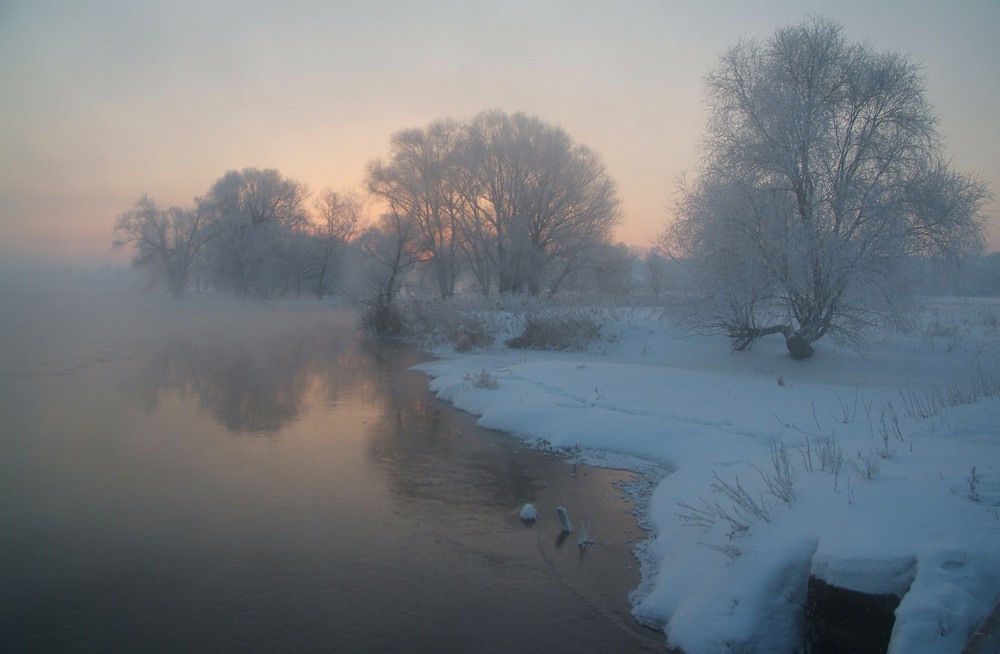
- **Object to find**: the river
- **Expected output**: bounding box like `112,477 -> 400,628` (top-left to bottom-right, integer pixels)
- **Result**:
0,288 -> 663,652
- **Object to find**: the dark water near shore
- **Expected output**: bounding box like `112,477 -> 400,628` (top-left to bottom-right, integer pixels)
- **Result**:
0,290 -> 663,652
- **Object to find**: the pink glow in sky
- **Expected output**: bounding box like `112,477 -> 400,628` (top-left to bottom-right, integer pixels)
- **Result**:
1,1 -> 997,264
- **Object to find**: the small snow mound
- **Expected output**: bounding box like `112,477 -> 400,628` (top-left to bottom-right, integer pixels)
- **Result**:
519,503 -> 538,522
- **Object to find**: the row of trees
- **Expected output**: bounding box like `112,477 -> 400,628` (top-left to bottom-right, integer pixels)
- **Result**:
111,165 -> 998,308
114,111 -> 622,305
113,169 -> 361,299
115,19 -> 992,355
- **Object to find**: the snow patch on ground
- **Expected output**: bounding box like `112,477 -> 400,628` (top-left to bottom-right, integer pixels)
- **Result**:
415,300 -> 1000,653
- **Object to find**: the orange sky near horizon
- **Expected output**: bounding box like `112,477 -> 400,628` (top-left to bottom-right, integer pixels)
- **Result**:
2,1 -> 998,266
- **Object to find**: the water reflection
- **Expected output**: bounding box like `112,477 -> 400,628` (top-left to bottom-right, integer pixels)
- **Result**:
126,311 -> 537,515
125,309 -> 371,434
366,378 -> 540,513
0,293 -> 664,652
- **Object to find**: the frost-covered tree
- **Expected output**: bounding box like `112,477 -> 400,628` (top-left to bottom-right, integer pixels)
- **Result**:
356,212 -> 421,334
310,189 -> 361,298
641,248 -> 671,298
366,120 -> 467,299
112,195 -> 217,297
198,168 -> 310,296
662,17 -> 991,357
366,110 -> 622,298
463,110 -> 623,296
560,241 -> 635,297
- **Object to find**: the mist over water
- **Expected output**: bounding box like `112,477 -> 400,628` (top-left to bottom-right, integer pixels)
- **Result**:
0,287 -> 661,652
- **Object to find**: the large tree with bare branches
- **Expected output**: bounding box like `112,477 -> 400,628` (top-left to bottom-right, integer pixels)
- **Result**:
662,16 -> 990,358
366,110 -> 622,298
462,110 -> 623,296
197,168 -> 310,296
112,195 -> 217,298
366,120 -> 467,298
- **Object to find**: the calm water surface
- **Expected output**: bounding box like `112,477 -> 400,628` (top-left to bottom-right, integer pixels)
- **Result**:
0,289 -> 662,652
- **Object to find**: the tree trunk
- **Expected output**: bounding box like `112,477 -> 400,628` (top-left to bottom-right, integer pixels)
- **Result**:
785,333 -> 815,359
728,324 -> 791,351
730,325 -> 815,359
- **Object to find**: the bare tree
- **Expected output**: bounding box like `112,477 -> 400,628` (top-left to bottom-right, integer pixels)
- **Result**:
356,212 -> 421,334
197,168 -> 310,296
641,248 -> 670,298
112,195 -> 216,297
311,189 -> 361,298
113,171 -> 363,300
662,17 -> 991,357
366,111 -> 623,298
563,241 -> 635,297
463,110 -> 623,296
366,120 -> 467,299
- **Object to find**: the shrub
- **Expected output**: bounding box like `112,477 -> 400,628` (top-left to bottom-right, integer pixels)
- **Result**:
506,311 -> 602,351
397,300 -> 496,352
444,314 -> 494,352
922,311 -> 967,352
462,369 -> 499,389
898,356 -> 1000,420
852,450 -> 881,481
360,292 -> 406,336
752,440 -> 795,504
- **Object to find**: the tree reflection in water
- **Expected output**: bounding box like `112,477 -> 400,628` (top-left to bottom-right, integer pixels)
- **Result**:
125,306 -> 363,434
124,302 -> 543,516
119,304 -> 577,527
0,295 -> 664,652
364,361 -> 541,516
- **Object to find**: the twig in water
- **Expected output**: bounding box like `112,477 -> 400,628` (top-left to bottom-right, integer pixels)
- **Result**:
577,522 -> 595,549
556,506 -> 573,534
968,466 -> 982,502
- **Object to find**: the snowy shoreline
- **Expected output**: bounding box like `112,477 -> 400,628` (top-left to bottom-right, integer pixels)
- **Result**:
413,300 -> 1000,653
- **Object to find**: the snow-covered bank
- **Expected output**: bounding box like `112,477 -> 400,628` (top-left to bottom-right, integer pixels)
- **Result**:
414,301 -> 1000,653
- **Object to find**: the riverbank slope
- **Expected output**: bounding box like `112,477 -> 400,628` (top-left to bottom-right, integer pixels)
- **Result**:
415,300 -> 1000,653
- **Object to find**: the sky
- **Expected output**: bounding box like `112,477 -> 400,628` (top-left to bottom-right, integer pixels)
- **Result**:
1,0 -> 998,264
